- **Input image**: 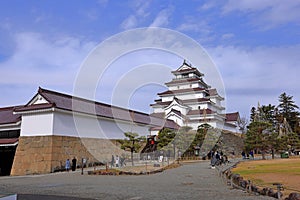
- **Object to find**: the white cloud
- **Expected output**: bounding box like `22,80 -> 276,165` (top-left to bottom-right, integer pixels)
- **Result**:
121,15 -> 138,30
176,16 -> 215,44
207,44 -> 300,115
221,33 -> 234,40
120,1 -> 152,30
199,2 -> 216,11
149,7 -> 173,27
0,32 -> 96,87
222,0 -> 300,28
135,1 -> 151,18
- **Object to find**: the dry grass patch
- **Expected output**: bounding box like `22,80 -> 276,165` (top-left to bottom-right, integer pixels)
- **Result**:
89,163 -> 181,175
232,158 -> 300,197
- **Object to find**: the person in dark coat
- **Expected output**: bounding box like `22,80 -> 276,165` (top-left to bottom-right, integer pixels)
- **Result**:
72,157 -> 77,171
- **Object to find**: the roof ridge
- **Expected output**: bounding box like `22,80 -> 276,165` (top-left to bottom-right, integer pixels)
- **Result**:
38,87 -> 153,116
0,105 -> 23,111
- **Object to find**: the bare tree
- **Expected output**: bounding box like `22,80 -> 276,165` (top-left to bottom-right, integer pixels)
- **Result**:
238,117 -> 248,134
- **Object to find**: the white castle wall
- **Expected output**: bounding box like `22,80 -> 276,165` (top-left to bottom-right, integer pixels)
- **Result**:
21,110 -> 151,139
20,112 -> 54,136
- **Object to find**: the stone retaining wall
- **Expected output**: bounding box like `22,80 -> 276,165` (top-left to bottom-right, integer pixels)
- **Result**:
10,136 -> 129,176
217,163 -> 300,200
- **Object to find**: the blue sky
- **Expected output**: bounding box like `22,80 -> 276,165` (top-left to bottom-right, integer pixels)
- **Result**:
0,0 -> 300,118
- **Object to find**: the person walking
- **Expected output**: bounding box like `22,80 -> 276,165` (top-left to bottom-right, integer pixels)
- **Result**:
65,159 -> 71,172
72,157 -> 77,171
115,155 -> 120,168
111,155 -> 115,168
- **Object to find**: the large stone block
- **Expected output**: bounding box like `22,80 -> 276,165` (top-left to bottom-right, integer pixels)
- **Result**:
11,135 -> 131,176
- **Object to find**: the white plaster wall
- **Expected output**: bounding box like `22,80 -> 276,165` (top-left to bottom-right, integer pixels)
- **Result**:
223,123 -> 241,133
195,93 -> 205,98
167,114 -> 184,127
161,96 -> 174,102
20,112 -> 54,136
165,104 -> 188,115
53,111 -> 150,139
187,121 -> 217,130
191,83 -> 199,88
149,130 -> 159,136
189,104 -> 208,110
153,107 -> 165,113
169,86 -> 177,90
180,84 -> 192,90
32,94 -> 49,104
188,115 -> 214,120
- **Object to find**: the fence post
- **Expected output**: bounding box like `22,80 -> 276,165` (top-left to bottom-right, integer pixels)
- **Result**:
248,180 -> 252,194
273,183 -> 283,199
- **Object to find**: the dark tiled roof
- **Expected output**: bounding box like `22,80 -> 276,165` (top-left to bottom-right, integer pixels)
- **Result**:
188,118 -> 214,122
225,112 -> 240,122
165,78 -> 201,85
0,106 -> 22,125
182,98 -> 210,103
150,112 -> 165,118
15,103 -> 54,112
150,101 -> 171,107
208,89 -> 218,96
158,88 -> 207,96
14,87 -> 178,129
167,109 -> 184,117
151,98 -> 211,107
0,138 -> 18,145
187,109 -> 214,115
171,61 -> 204,77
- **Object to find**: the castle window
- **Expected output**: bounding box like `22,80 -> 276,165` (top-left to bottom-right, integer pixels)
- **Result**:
182,73 -> 188,78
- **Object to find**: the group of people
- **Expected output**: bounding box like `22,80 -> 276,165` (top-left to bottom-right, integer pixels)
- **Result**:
241,150 -> 254,159
65,157 -> 77,172
111,155 -> 126,168
209,150 -> 228,168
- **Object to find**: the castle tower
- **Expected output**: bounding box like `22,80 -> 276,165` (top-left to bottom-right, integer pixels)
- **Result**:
150,60 -> 240,132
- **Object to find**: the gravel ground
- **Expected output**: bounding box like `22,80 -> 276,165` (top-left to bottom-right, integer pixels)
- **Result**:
0,161 -> 274,200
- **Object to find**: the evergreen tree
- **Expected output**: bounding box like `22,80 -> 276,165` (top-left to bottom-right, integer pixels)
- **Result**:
244,121 -> 276,159
277,92 -> 300,131
261,104 -> 276,125
157,128 -> 175,149
156,128 -> 176,157
119,132 -> 145,166
250,107 -> 256,122
278,131 -> 300,153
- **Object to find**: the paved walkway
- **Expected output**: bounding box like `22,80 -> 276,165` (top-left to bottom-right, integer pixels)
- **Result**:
0,161 -> 273,200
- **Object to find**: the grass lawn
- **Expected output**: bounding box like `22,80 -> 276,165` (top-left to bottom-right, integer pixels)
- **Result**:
232,157 -> 300,197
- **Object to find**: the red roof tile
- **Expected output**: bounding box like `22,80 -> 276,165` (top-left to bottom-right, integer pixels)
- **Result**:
187,109 -> 214,115
0,138 -> 18,145
14,87 -> 179,130
225,112 -> 240,122
0,106 -> 22,125
150,112 -> 165,118
167,109 -> 184,117
158,88 -> 207,96
151,98 -> 211,107
165,78 -> 201,85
